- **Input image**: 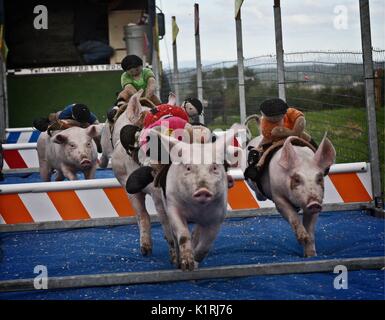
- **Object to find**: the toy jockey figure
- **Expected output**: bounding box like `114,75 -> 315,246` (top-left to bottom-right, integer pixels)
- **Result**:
244,98 -> 313,183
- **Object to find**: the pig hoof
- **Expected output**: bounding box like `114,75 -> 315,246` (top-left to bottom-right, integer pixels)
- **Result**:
140,244 -> 152,256
296,228 -> 310,245
304,250 -> 317,258
169,250 -> 178,266
180,256 -> 195,271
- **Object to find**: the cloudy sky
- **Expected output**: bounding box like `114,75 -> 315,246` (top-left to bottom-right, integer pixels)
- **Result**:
156,0 -> 385,68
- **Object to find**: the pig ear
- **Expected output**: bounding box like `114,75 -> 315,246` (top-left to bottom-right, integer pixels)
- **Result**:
53,133 -> 68,144
86,125 -> 98,138
313,133 -> 336,173
214,132 -> 242,165
127,90 -> 143,118
278,138 -> 299,171
167,92 -> 176,106
229,124 -> 248,146
149,129 -> 187,163
213,131 -> 231,162
214,131 -> 235,149
226,145 -> 243,167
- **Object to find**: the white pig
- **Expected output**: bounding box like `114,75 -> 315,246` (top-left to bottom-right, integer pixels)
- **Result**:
246,134 -> 336,257
153,130 -> 243,271
107,91 -> 222,265
37,126 -> 99,181
107,91 -> 177,261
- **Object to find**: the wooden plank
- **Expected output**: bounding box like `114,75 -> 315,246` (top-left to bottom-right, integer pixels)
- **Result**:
0,256 -> 383,293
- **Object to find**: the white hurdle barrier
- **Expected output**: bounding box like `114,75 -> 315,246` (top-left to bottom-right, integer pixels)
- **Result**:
5,127 -> 40,144
1,143 -> 39,171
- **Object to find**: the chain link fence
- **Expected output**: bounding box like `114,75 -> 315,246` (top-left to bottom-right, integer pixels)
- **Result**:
162,50 -> 384,166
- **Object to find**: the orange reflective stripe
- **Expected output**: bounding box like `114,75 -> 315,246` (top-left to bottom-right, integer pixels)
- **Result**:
103,188 -> 135,217
47,190 -> 90,220
0,194 -> 34,224
228,180 -> 260,210
328,173 -> 372,203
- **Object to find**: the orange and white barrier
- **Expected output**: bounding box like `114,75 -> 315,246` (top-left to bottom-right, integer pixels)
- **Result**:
0,163 -> 373,225
0,179 -> 138,224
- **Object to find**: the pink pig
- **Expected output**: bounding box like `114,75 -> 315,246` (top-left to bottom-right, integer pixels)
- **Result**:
37,126 -> 100,181
247,134 -> 336,257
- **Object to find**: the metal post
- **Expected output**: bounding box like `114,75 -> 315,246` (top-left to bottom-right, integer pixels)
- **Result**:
235,10 -> 246,123
152,11 -> 161,100
172,16 -> 180,105
273,0 -> 286,101
359,0 -> 383,213
152,51 -> 161,100
147,0 -> 156,65
222,62 -> 227,124
0,60 -> 7,142
194,3 -> 204,124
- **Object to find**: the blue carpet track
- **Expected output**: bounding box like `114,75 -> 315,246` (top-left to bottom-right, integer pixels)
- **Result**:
0,210 -> 384,300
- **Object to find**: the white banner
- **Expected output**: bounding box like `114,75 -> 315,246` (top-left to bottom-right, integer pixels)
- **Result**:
7,64 -> 122,75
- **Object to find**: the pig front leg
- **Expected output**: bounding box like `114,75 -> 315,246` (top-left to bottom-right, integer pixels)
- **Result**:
166,205 -> 195,271
192,223 -> 222,266
84,165 -> 97,180
39,161 -> 52,182
274,196 -> 311,256
55,170 -> 65,181
37,135 -> 51,182
302,211 -> 319,257
128,192 -> 152,256
99,153 -> 109,169
151,192 -> 178,266
61,164 -> 78,181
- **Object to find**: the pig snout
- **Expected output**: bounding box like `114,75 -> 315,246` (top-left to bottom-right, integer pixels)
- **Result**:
193,188 -> 213,204
306,201 -> 322,214
80,158 -> 92,168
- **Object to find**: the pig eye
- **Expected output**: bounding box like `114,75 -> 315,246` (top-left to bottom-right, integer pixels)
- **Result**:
70,143 -> 76,148
185,165 -> 192,172
316,173 -> 323,185
290,174 -> 302,189
87,142 -> 91,147
211,164 -> 219,172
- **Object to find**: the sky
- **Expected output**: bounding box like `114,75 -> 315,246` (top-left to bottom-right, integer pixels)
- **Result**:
156,0 -> 385,68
